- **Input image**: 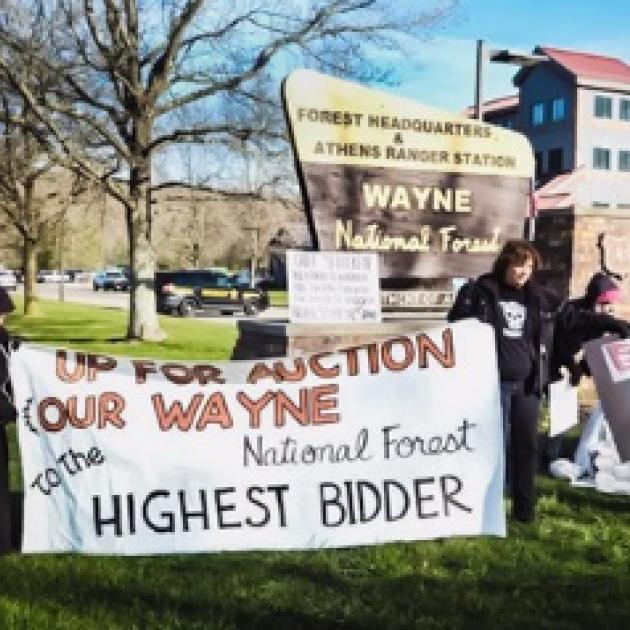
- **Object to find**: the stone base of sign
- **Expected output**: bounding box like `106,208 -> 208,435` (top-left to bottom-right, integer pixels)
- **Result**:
231,314 -> 447,360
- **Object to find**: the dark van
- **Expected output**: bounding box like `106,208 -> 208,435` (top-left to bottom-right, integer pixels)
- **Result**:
155,270 -> 269,317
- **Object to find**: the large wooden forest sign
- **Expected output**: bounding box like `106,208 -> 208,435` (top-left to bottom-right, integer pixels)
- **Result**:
282,70 -> 535,280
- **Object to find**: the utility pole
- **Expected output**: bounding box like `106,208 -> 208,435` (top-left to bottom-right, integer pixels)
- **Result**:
57,217 -> 65,303
100,186 -> 107,267
479,44 -> 547,241
475,40 -> 485,121
241,136 -> 259,287
244,226 -> 259,288
185,145 -> 202,269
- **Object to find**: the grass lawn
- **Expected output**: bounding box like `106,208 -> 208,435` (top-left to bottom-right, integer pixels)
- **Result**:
268,290 -> 288,307
5,297 -> 238,359
1,299 -> 630,628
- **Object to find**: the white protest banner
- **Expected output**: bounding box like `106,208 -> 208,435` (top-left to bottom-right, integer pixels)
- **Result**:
287,250 -> 381,324
11,320 -> 504,555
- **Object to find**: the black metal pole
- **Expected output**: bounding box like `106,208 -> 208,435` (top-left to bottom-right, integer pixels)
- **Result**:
475,40 -> 485,121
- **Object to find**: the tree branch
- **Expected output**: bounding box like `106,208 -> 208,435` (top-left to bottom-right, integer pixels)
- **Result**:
148,124 -> 285,151
146,0 -> 204,104
154,2 -> 354,116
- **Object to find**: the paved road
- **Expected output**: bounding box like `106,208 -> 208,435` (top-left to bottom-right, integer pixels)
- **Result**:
34,281 -> 128,309
25,282 -> 288,323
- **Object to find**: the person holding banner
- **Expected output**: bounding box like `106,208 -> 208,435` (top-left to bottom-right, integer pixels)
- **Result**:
547,272 -> 629,468
448,239 -> 560,523
0,286 -> 16,552
549,272 -> 629,388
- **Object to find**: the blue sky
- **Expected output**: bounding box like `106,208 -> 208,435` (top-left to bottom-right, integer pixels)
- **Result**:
162,0 -> 630,183
391,0 -> 630,112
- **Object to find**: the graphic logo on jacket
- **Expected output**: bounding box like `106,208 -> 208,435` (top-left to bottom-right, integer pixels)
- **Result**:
499,300 -> 526,338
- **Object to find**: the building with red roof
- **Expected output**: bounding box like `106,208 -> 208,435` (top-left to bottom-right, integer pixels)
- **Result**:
477,45 -> 630,203
471,45 -> 630,302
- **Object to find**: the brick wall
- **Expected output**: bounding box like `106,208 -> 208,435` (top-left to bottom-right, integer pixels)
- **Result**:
534,208 -> 630,319
532,210 -> 574,297
572,211 -> 630,319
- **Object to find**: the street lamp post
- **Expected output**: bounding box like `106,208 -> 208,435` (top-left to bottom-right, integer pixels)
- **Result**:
475,40 -> 485,121
474,40 -> 548,122
57,218 -> 65,303
476,42 -> 547,240
243,225 -> 260,289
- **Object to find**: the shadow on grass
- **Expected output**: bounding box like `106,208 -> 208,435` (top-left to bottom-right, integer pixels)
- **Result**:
540,477 -> 630,514
0,551 -> 368,629
0,548 -> 629,629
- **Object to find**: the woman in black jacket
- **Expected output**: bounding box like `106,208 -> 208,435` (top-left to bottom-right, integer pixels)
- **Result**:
449,243 -> 630,522
0,287 -> 16,552
448,240 -> 560,522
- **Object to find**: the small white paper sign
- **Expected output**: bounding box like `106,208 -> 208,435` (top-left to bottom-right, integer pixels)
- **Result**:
549,375 -> 579,437
287,250 -> 381,324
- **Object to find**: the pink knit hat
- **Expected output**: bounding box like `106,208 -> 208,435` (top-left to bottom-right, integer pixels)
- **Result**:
596,288 -> 622,304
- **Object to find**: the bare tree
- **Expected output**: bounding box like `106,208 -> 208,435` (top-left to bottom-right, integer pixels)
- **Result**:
0,11 -> 82,315
0,0 -> 456,340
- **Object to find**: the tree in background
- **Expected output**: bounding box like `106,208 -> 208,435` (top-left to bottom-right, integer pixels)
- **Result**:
0,8 -> 90,315
0,0 -> 456,339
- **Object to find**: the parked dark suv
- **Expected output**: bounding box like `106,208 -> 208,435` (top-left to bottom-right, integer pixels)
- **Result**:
155,270 -> 269,317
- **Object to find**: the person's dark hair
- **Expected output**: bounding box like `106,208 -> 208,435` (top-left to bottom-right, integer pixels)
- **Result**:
491,239 -> 542,279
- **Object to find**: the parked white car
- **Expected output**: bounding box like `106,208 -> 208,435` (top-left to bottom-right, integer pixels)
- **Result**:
0,269 -> 17,291
37,269 -> 71,283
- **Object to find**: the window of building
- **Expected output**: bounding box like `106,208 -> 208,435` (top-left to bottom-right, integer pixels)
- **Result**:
620,99 -> 630,120
619,150 -> 630,171
548,148 -> 563,174
531,102 -> 545,126
551,98 -> 566,122
593,147 -> 611,169
594,95 -> 613,118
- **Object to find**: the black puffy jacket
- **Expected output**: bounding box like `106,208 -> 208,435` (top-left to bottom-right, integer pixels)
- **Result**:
448,273 -> 562,397
549,299 -> 630,385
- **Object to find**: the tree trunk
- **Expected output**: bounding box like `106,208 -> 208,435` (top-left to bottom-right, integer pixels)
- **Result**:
23,237 -> 40,316
22,178 -> 40,316
127,140 -> 165,341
